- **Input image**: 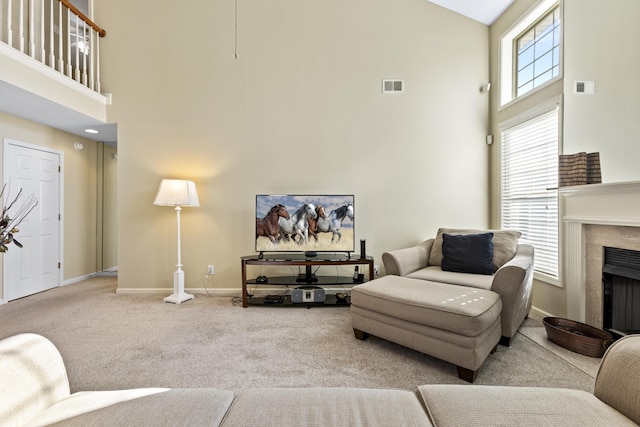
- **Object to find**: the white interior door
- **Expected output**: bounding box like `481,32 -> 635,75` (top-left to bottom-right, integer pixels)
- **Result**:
3,139 -> 62,301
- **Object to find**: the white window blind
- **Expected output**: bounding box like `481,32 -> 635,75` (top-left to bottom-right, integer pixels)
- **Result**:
500,108 -> 559,280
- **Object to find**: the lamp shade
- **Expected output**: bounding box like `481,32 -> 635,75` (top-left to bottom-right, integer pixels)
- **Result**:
153,179 -> 200,207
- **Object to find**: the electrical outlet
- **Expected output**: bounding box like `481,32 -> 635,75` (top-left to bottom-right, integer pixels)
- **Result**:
207,265 -> 214,275
374,265 -> 380,276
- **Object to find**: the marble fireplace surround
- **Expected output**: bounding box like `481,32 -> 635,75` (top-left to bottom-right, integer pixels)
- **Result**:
561,181 -> 640,326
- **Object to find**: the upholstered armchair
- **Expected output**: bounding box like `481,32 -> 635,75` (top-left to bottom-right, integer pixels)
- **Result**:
382,228 -> 535,346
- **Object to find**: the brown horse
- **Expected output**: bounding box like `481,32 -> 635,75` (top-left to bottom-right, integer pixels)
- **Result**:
256,204 -> 289,243
306,205 -> 326,241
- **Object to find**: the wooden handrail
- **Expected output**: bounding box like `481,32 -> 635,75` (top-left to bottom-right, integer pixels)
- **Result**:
57,0 -> 106,37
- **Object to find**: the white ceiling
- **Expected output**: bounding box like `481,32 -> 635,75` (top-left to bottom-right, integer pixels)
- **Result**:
428,0 -> 515,25
0,81 -> 117,145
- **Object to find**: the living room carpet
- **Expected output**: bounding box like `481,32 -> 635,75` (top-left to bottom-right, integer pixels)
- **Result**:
0,277 -> 595,393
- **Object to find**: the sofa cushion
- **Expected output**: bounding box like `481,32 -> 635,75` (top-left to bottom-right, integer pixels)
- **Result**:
417,384 -> 638,427
29,388 -> 235,427
429,228 -> 521,270
221,387 -> 432,426
441,232 -> 495,275
406,266 -> 493,290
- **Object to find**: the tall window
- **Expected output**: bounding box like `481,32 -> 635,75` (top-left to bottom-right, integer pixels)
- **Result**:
500,106 -> 559,281
516,6 -> 560,97
499,0 -> 561,106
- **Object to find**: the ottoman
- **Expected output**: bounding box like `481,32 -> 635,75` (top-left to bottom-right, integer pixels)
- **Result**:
350,275 -> 502,382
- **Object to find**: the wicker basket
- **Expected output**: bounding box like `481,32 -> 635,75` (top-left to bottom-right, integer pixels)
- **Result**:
543,317 -> 614,358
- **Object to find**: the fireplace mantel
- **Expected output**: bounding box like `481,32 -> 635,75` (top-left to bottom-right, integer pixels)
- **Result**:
561,181 -> 640,324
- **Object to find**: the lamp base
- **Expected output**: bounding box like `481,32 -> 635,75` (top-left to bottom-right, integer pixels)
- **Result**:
163,292 -> 194,304
163,269 -> 193,304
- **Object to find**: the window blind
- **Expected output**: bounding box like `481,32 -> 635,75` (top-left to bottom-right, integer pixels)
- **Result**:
500,108 -> 559,279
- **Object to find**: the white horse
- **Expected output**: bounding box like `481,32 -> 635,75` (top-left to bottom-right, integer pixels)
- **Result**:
278,202 -> 317,244
316,203 -> 354,243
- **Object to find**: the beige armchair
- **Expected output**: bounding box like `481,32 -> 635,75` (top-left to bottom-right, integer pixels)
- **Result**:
382,228 -> 534,346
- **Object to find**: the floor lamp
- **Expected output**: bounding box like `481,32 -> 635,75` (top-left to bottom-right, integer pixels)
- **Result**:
153,179 -> 200,304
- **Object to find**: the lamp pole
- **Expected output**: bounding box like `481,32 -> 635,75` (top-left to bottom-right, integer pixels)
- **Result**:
164,204 -> 193,304
154,179 -> 199,304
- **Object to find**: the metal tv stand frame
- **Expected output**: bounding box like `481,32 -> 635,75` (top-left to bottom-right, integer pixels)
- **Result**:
240,253 -> 374,308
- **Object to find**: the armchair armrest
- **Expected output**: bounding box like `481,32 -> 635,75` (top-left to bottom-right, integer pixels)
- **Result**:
490,244 -> 535,342
382,239 -> 434,276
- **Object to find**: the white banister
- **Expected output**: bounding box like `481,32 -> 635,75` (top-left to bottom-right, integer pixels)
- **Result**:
64,8 -> 71,77
95,34 -> 100,93
7,0 -> 12,47
57,0 -> 63,72
1,0 -> 105,94
88,24 -> 94,90
40,0 -> 45,63
48,0 -> 55,66
73,15 -> 79,82
19,0 -> 25,52
28,0 -> 35,57
81,22 -> 87,86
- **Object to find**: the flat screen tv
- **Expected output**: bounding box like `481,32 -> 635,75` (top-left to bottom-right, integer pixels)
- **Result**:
256,194 -> 355,255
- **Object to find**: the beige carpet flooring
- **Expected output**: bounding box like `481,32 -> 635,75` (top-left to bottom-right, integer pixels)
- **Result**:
0,276 -> 597,393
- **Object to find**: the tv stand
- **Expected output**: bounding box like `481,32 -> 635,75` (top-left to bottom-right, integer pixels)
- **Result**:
241,253 -> 374,307
297,265 -> 318,283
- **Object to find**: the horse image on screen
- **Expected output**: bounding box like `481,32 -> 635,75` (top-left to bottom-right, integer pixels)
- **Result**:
256,195 -> 355,253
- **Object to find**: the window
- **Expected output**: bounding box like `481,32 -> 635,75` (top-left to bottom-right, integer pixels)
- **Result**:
500,105 -> 559,282
499,0 -> 561,106
515,6 -> 560,97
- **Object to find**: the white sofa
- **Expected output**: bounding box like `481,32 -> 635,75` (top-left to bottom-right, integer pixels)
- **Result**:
1,333 -> 640,426
382,228 -> 535,345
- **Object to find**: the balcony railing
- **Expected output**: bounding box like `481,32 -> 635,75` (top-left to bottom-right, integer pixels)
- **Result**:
0,0 -> 106,93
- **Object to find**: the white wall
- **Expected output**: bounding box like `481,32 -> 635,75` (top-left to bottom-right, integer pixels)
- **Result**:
489,0 -> 640,318
95,0 -> 490,293
563,0 -> 640,183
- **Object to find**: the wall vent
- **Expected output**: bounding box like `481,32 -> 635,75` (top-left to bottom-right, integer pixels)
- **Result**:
574,80 -> 595,95
382,79 -> 404,93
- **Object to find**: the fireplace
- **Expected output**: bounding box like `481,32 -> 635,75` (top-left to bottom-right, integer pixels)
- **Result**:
560,181 -> 640,325
602,247 -> 640,338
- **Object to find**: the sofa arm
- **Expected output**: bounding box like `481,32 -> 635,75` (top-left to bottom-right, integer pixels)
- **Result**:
382,239 -> 434,276
0,333 -> 71,427
490,244 -> 535,341
594,334 -> 640,425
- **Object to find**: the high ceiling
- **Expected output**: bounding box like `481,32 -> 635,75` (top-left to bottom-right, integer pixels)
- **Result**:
428,0 -> 515,25
1,0 -> 514,147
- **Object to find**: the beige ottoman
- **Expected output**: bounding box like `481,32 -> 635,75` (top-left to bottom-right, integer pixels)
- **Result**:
350,275 -> 502,382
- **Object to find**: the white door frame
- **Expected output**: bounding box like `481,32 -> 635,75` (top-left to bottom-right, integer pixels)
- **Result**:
2,138 -> 64,303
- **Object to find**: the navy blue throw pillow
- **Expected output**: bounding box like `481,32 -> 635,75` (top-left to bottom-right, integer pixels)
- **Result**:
441,233 -> 495,275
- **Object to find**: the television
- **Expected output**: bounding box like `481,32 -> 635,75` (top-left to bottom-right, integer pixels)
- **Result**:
255,194 -> 355,256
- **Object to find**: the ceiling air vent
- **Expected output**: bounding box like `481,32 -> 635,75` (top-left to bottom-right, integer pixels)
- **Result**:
382,79 -> 404,93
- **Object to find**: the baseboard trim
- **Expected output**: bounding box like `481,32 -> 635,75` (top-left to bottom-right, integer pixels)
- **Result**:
529,305 -> 556,320
115,287 -> 241,297
115,288 -> 171,295
63,273 -> 97,286
114,287 -> 351,297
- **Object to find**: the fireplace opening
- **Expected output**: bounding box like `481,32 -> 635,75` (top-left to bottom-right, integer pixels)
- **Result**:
602,247 -> 640,338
